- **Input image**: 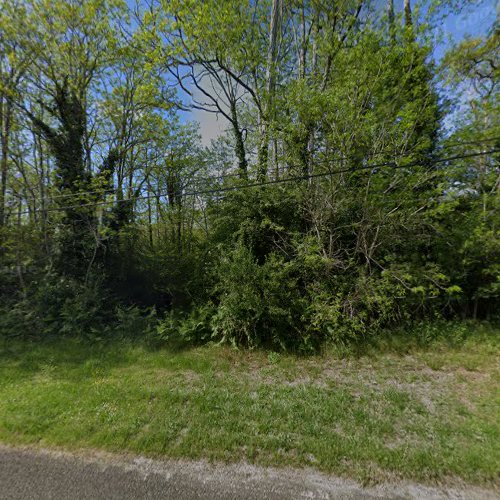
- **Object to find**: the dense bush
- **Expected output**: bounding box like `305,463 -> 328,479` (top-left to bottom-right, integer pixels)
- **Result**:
0,274 -> 108,338
210,244 -> 307,349
155,304 -> 214,346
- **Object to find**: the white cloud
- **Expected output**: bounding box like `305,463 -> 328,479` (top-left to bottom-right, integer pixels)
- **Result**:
194,108 -> 227,146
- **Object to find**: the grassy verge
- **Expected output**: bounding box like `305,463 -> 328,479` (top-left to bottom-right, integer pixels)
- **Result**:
0,322 -> 498,485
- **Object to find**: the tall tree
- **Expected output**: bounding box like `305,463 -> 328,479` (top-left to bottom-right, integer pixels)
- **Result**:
0,1 -> 29,228
10,0 -> 124,276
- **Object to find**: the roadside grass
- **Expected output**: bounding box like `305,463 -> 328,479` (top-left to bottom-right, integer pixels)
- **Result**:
0,322 -> 498,486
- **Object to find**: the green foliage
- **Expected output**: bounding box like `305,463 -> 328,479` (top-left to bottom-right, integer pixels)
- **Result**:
0,274 -> 108,338
0,0 -> 497,350
114,305 -> 157,339
304,274 -> 401,346
211,244 -> 307,350
407,320 -> 470,345
0,278 -> 162,341
0,301 -> 39,339
155,304 -> 214,346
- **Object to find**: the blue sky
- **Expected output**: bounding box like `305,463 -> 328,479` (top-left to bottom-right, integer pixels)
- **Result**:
431,0 -> 497,61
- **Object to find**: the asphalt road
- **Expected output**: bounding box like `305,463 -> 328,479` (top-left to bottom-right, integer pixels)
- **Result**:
0,445 -> 497,500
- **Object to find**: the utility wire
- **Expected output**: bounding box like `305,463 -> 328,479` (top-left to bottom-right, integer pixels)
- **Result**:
14,148 -> 499,217
26,135 -> 500,205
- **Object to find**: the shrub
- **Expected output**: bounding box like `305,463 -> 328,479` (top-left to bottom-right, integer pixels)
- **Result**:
0,273 -> 110,338
211,244 -> 308,350
114,305 -> 157,339
155,303 -> 214,346
0,300 -> 39,338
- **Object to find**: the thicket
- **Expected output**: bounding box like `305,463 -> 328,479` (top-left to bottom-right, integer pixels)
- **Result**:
0,0 -> 498,351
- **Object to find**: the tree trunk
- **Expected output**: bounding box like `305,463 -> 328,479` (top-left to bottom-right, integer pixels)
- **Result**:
230,100 -> 248,179
259,0 -> 282,180
147,182 -> 154,248
387,0 -> 395,41
28,85 -> 95,278
404,0 -> 412,27
0,94 -> 12,227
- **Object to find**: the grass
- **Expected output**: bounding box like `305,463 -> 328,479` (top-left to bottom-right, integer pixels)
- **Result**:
0,322 -> 498,486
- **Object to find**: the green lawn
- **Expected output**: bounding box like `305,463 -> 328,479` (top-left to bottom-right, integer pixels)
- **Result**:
0,323 -> 499,486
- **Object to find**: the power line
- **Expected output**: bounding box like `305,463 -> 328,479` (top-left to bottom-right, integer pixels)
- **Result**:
31,161 -> 238,204
14,149 -> 500,217
26,134 -> 500,205
440,136 -> 500,149
27,136 -> 500,202
15,149 -> 500,216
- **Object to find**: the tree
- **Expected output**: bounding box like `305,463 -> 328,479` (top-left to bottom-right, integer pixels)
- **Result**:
7,0 -> 125,277
435,26 -> 500,317
0,1 -> 30,228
